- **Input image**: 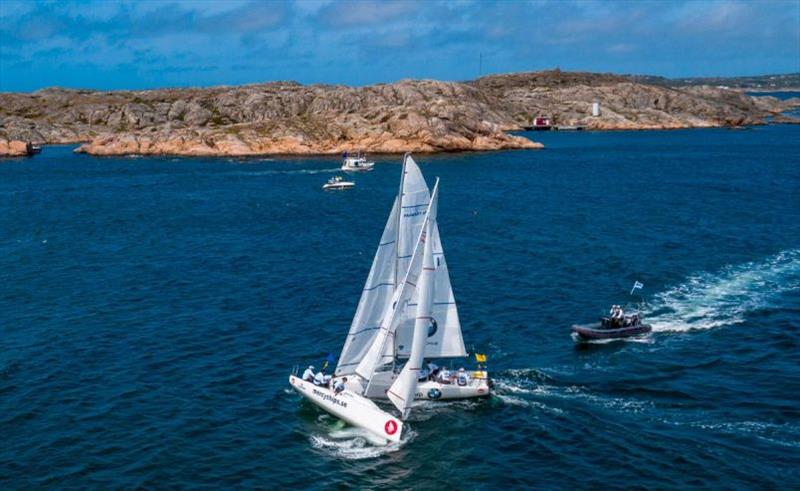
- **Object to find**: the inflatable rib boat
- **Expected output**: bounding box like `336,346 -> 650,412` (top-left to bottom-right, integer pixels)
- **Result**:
572,316 -> 652,341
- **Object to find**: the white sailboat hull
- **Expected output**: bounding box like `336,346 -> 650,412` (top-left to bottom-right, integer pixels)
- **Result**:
289,375 -> 403,443
362,371 -> 491,400
415,379 -> 490,400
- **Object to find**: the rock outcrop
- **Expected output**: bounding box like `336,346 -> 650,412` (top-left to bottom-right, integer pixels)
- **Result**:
471,71 -> 798,130
1,71 -> 796,157
0,139 -> 33,157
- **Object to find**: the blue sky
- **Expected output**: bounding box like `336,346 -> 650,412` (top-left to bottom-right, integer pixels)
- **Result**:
1,0 -> 798,92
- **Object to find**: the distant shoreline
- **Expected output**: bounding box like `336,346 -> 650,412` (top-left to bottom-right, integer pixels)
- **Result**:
2,70 -> 799,158
739,87 -> 800,93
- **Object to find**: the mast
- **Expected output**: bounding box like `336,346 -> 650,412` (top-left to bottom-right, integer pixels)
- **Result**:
390,153 -> 409,363
393,153 -> 409,288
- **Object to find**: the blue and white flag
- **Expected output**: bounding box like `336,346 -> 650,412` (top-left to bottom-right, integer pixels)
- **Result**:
630,281 -> 644,295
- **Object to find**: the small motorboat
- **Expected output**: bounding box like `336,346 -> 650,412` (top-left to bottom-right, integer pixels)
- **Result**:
572,308 -> 651,341
574,283 -> 652,341
572,320 -> 652,341
322,175 -> 355,190
341,152 -> 375,172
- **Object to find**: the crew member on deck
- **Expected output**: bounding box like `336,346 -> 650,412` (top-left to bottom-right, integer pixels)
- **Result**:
333,377 -> 347,395
313,369 -> 329,387
302,365 -> 315,382
439,368 -> 451,384
457,367 -> 470,386
427,361 -> 439,381
610,305 -> 623,326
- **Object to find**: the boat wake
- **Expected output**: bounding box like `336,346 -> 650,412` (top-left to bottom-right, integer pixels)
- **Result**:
233,168 -> 340,177
492,370 -> 651,415
309,425 -> 416,460
645,249 -> 800,332
406,398 -> 484,421
682,420 -> 800,449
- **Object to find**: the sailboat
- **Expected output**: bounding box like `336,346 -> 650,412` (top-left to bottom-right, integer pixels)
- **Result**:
289,154 -> 490,442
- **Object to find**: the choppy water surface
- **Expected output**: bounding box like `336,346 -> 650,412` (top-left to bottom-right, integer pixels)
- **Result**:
2,125 -> 799,489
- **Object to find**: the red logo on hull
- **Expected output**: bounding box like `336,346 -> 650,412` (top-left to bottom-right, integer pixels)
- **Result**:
384,420 -> 398,435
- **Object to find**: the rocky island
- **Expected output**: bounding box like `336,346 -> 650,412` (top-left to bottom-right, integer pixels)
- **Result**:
1,70 -> 798,157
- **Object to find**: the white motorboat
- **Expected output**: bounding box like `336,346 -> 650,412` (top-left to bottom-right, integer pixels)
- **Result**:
322,175 -> 355,190
291,153 -> 489,442
341,152 -> 375,172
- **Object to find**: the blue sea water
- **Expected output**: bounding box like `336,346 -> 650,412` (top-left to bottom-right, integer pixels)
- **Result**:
1,125 -> 799,489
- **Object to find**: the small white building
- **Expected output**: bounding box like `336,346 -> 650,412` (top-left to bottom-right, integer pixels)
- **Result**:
592,102 -> 601,117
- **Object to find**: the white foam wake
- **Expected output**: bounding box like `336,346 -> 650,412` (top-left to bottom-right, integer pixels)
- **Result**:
233,167 -> 340,176
309,426 -> 415,460
492,376 -> 648,415
646,249 -> 800,332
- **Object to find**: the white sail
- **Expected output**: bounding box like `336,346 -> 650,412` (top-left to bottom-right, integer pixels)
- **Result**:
392,154 -> 465,358
394,220 -> 467,359
338,154 -> 429,376
387,181 -> 439,418
336,197 -> 400,376
353,231 -> 425,382
354,182 -> 434,383
396,155 -> 431,285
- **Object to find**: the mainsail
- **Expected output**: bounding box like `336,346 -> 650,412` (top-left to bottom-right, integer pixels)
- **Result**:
395,155 -> 431,287
354,203 -> 428,382
335,197 -> 399,376
387,181 -> 439,418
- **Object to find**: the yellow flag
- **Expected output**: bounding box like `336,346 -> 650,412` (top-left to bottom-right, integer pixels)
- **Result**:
475,353 -> 487,363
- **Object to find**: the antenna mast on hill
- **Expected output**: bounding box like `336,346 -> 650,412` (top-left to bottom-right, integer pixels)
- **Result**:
479,52 -> 483,77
